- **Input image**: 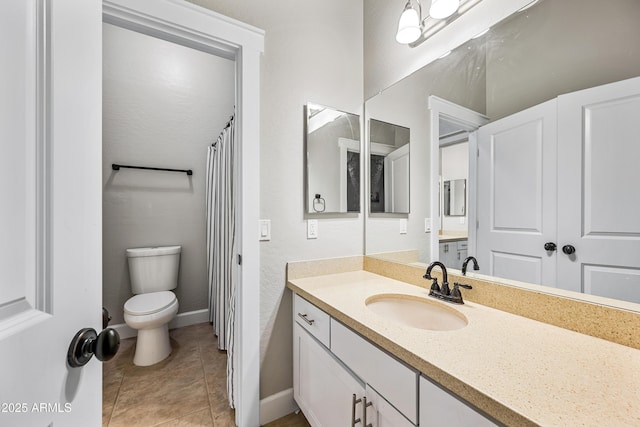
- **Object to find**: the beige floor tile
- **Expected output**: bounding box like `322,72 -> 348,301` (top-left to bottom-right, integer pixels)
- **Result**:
103,322 -> 309,427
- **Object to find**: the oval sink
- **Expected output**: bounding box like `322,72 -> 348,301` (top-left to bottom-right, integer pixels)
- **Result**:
365,294 -> 468,331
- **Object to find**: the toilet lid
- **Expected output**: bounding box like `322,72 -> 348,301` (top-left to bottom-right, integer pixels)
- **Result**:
124,291 -> 176,316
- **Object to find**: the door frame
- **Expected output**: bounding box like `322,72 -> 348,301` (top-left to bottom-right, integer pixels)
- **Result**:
428,96 -> 488,263
102,1 -> 264,425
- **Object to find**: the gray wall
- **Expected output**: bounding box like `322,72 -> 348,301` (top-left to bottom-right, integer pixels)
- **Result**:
102,23 -> 235,325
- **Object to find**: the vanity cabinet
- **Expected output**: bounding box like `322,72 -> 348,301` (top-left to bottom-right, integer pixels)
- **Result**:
293,294 -> 417,427
419,376 -> 498,426
439,240 -> 468,268
293,322 -> 364,427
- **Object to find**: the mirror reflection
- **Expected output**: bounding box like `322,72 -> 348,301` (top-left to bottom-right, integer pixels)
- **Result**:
443,179 -> 465,217
365,0 -> 640,306
305,103 -> 361,214
369,119 -> 410,214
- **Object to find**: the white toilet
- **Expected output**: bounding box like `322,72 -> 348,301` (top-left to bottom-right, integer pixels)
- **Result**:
124,245 -> 181,366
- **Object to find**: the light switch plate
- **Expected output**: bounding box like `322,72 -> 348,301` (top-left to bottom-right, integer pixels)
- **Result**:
307,219 -> 318,239
399,218 -> 408,234
259,219 -> 271,241
425,218 -> 431,232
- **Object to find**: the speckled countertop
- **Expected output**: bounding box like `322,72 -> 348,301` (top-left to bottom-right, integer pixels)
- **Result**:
287,270 -> 640,427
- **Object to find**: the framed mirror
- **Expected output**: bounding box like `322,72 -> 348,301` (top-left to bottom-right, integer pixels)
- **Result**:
305,103 -> 361,214
369,119 -> 410,214
364,0 -> 640,307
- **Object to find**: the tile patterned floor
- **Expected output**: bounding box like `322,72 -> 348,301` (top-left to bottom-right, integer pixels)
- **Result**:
103,322 -> 309,427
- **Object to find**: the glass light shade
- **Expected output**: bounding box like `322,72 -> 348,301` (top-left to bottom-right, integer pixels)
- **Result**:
396,7 -> 421,44
429,0 -> 459,19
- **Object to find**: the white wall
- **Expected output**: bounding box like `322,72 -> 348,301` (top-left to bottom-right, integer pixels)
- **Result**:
102,23 -> 235,324
186,0 -> 364,399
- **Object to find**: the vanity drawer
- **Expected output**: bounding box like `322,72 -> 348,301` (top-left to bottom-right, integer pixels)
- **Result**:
293,294 -> 330,348
330,319 -> 418,424
458,240 -> 468,250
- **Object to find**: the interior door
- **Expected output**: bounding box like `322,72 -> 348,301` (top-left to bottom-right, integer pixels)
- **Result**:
384,144 -> 410,213
0,0 -> 102,425
557,76 -> 640,301
476,99 -> 557,285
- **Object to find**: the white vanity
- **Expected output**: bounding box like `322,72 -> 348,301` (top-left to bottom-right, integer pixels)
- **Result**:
293,292 -> 495,426
288,264 -> 640,427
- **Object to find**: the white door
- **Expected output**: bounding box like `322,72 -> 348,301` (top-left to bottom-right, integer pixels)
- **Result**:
0,0 -> 102,425
557,76 -> 640,301
384,144 -> 410,213
476,100 -> 557,285
293,323 -> 365,427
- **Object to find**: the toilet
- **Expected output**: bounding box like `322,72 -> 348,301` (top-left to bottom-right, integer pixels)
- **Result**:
124,245 -> 181,366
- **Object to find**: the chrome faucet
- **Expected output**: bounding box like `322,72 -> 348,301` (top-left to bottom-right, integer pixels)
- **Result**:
424,261 -> 472,304
461,256 -> 480,276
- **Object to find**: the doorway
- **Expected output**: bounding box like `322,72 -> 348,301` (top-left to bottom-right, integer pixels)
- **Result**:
102,2 -> 263,425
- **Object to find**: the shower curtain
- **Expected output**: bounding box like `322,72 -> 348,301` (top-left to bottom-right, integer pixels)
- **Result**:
206,113 -> 237,408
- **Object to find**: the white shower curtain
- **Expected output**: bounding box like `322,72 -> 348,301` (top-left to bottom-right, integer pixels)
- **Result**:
206,114 -> 237,408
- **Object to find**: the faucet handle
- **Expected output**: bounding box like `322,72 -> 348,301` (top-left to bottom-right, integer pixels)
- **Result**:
451,282 -> 472,304
454,282 -> 472,290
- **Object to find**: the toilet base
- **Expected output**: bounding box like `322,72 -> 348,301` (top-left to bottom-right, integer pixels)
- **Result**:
133,324 -> 172,366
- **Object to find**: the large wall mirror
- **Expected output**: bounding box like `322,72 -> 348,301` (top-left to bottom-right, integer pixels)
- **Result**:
365,0 -> 640,307
305,103 -> 361,214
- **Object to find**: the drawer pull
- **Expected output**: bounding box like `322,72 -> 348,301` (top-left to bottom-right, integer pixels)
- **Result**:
297,313 -> 315,326
351,394 -> 362,426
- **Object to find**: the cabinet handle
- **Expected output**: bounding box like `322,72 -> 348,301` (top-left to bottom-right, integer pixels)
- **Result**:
362,396 -> 373,427
351,394 -> 362,426
297,313 -> 315,326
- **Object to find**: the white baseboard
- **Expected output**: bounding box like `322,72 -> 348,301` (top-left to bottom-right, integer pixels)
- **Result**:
111,309 -> 210,340
260,388 -> 298,426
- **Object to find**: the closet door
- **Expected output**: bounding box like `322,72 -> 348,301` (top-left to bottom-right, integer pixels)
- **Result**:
557,76 -> 640,302
476,100 -> 557,286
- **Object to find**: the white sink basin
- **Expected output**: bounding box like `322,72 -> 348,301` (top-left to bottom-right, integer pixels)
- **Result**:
365,294 -> 468,331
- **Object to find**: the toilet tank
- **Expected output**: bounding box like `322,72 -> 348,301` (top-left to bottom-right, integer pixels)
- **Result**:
126,246 -> 181,294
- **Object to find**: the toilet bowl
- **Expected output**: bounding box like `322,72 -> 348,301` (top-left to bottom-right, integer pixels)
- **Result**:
124,245 -> 181,366
124,291 -> 179,366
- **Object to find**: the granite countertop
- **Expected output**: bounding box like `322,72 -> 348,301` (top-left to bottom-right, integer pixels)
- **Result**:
287,270 -> 640,427
439,231 -> 468,243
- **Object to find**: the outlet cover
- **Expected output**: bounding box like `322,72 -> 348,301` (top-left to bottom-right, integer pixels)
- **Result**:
307,219 -> 318,239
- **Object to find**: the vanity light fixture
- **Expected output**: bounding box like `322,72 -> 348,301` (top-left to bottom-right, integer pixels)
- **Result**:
395,0 -> 483,48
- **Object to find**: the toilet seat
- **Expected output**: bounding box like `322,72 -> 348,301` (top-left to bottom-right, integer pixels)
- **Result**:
124,291 -> 176,316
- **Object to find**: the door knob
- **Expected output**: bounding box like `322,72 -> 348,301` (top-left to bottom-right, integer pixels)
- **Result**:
562,244 -> 576,255
544,242 -> 557,252
67,327 -> 120,368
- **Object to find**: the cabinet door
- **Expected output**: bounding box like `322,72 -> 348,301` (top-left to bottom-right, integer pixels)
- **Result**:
476,99 -> 557,286
557,76 -> 640,302
420,376 -> 497,426
293,323 -> 365,427
365,385 -> 415,427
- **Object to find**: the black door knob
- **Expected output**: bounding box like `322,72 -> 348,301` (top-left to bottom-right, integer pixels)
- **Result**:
544,242 -> 557,252
67,327 -> 120,368
562,244 -> 576,255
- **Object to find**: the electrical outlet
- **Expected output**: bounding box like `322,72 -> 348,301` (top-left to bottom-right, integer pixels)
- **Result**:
425,218 -> 431,232
259,219 -> 271,241
307,219 -> 318,239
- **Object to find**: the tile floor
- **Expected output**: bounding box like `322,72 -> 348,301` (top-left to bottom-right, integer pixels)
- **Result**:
103,322 -> 310,427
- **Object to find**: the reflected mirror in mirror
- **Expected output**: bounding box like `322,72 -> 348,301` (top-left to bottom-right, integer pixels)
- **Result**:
364,0 -> 640,307
369,119 -> 410,214
305,103 -> 361,214
443,179 -> 465,216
